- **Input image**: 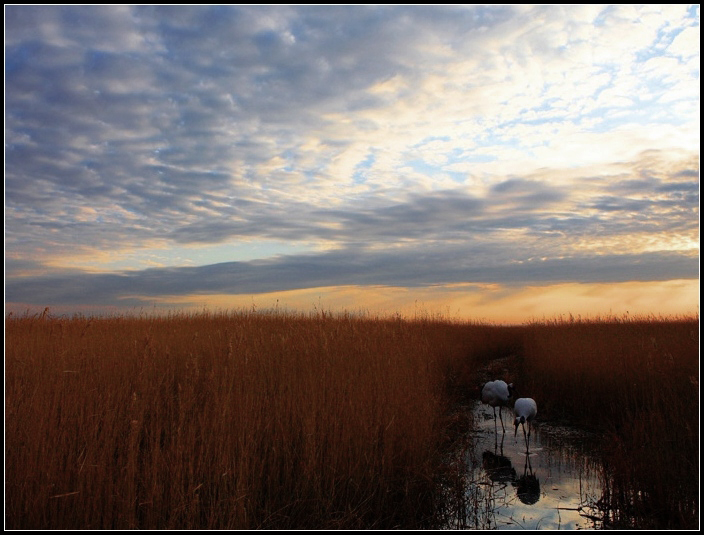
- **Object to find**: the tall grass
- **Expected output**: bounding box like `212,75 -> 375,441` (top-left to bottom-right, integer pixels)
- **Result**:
517,314 -> 699,529
5,309 -> 698,528
5,309 -> 499,529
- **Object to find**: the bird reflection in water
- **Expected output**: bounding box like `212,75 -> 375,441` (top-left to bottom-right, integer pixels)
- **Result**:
513,454 -> 540,505
482,450 -> 516,486
482,447 -> 541,506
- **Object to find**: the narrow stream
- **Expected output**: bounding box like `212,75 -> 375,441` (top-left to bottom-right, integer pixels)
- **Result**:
453,401 -> 606,530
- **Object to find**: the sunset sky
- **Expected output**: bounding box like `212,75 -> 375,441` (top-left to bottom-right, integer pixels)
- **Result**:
5,5 -> 700,323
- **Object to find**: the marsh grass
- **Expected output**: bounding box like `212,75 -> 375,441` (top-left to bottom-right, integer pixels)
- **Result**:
518,315 -> 699,529
5,309 -> 498,529
5,309 -> 698,529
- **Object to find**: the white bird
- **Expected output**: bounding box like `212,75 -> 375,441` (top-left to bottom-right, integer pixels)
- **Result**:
481,380 -> 514,433
514,398 -> 538,452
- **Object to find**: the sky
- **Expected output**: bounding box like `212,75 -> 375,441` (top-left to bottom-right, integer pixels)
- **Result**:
4,5 -> 700,323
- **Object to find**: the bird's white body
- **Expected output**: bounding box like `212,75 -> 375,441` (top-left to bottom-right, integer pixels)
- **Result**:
514,397 -> 538,452
481,380 -> 514,432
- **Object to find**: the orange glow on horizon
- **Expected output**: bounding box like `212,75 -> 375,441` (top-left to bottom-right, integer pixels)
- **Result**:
45,278 -> 696,324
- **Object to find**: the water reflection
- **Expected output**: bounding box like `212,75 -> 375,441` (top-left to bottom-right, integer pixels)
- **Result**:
455,401 -> 605,530
482,450 -> 516,485
513,455 -> 540,505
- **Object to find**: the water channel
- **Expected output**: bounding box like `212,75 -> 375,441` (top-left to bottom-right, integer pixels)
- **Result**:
452,400 -> 607,530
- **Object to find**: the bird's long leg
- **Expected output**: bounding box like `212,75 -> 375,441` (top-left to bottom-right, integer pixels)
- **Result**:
522,424 -> 529,453
498,406 -> 505,433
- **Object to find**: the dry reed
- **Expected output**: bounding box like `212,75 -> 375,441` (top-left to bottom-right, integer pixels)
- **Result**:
5,309 -> 491,529
5,309 -> 698,529
517,314 -> 699,529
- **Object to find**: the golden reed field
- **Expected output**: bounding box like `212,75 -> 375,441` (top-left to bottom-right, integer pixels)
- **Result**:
5,309 -> 699,529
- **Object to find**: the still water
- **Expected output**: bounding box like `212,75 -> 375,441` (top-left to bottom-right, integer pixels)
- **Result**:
454,401 -> 606,530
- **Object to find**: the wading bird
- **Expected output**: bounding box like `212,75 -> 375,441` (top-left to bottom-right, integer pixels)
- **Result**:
514,397 -> 538,452
481,380 -> 514,433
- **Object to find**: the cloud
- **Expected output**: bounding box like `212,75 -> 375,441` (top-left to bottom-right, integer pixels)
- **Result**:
5,244 -> 698,309
4,5 -> 700,316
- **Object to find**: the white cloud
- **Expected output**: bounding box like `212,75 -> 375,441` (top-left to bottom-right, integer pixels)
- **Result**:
668,25 -> 700,58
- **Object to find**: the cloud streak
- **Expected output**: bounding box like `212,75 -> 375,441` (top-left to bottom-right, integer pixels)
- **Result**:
6,247 -> 697,308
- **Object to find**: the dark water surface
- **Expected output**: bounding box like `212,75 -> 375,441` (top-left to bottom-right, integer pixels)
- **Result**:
452,401 -> 606,530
